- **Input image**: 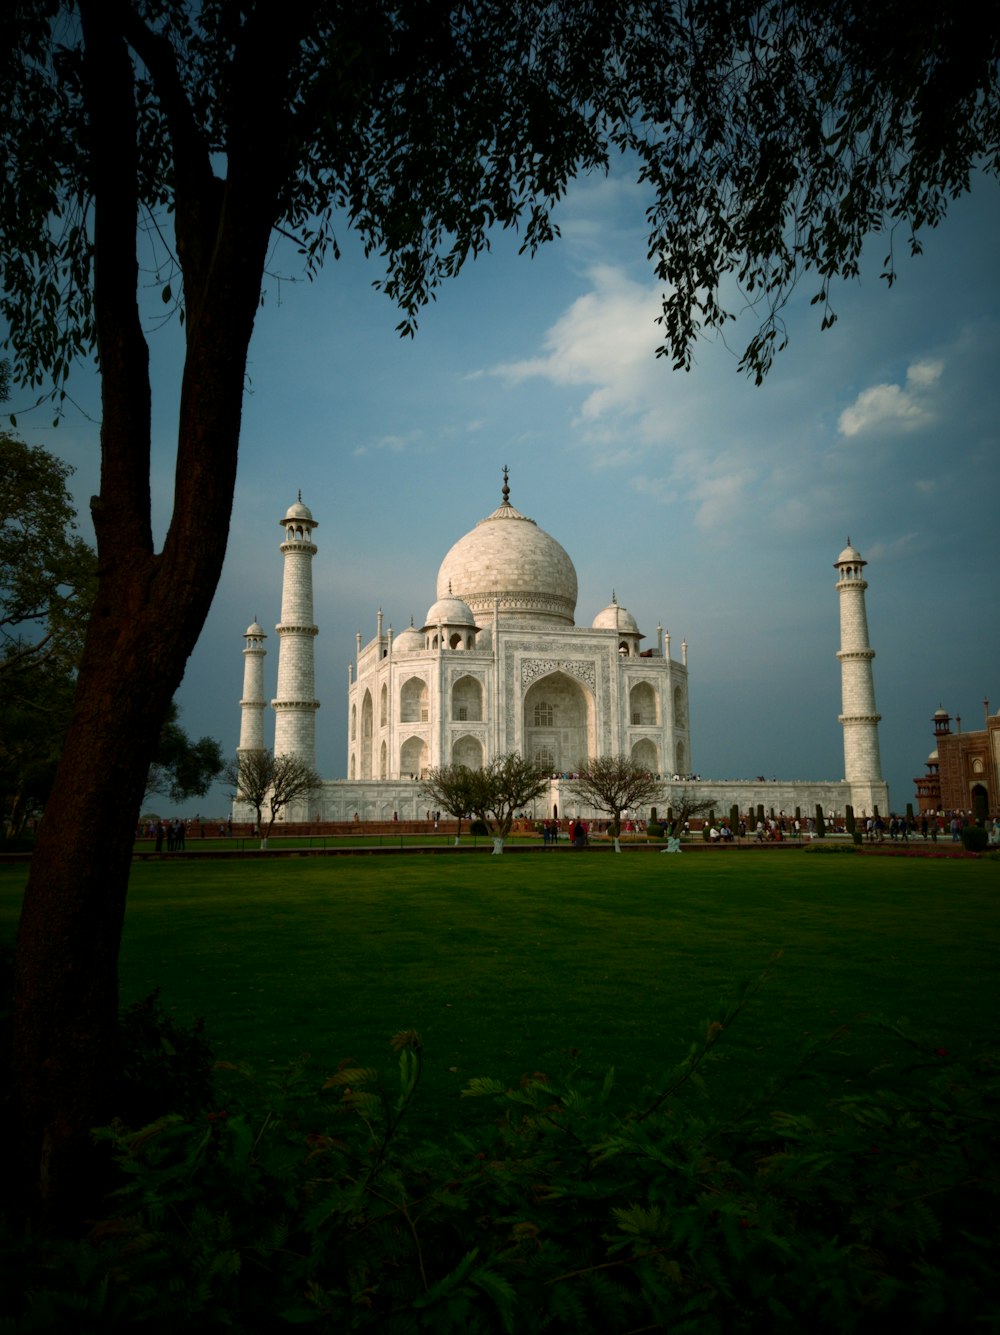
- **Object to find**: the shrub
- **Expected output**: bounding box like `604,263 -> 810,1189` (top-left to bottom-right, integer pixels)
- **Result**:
961,825 -> 990,853
645,821 -> 663,838
4,961 -> 999,1333
469,819 -> 490,836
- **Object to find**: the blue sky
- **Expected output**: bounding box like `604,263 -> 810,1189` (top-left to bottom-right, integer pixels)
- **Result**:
15,164 -> 1000,816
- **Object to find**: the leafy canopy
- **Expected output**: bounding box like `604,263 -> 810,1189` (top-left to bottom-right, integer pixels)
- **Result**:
3,2 -> 998,397
144,702 -> 224,807
0,434 -> 96,674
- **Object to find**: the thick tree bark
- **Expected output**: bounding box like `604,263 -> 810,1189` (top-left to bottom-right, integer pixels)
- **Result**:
11,2 -> 296,1223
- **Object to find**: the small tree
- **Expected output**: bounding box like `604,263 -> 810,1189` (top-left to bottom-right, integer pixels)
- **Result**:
665,792 -> 720,839
472,754 -> 550,853
420,764 -> 481,844
566,756 -> 666,853
223,751 -> 321,849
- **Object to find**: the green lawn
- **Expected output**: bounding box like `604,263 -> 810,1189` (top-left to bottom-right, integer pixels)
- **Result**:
2,851 -> 997,1129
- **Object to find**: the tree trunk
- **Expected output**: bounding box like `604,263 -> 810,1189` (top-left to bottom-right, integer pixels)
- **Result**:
10,5 -> 285,1220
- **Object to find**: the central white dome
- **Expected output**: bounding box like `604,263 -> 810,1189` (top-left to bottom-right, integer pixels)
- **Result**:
436,480 -> 577,626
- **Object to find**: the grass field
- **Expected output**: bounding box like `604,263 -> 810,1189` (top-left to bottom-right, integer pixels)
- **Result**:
2,851 -> 997,1130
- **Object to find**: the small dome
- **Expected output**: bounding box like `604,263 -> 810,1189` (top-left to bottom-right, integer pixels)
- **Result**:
835,539 -> 863,566
592,596 -> 641,635
392,624 -> 424,652
928,749 -> 939,763
422,594 -> 477,630
282,494 -> 316,525
245,620 -> 265,637
933,707 -> 950,720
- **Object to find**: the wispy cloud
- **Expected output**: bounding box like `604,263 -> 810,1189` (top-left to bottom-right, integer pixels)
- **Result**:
352,431 -> 421,458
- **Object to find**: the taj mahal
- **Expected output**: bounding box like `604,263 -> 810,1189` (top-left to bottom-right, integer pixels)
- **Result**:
234,471 -> 890,824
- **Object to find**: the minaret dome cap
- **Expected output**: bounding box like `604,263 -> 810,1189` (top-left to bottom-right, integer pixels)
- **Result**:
835,540 -> 864,567
282,494 -> 316,526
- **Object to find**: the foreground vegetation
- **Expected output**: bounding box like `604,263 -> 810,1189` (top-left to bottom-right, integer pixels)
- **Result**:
1,853 -> 997,1329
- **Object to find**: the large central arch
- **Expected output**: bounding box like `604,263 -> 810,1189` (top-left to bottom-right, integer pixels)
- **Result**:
523,670 -> 594,773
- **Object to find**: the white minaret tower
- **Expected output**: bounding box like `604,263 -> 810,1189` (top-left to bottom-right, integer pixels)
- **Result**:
237,619 -> 268,755
835,539 -> 886,812
272,493 -> 320,767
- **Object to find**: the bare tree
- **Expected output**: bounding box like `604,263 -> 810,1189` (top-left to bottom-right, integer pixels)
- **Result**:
663,791 -> 720,838
566,756 -> 667,853
223,751 -> 321,849
473,753 -> 550,853
420,764 -> 481,844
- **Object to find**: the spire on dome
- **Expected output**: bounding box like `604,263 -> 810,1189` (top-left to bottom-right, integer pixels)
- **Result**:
501,464 -> 510,506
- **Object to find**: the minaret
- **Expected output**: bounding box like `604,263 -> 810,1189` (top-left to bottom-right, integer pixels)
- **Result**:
237,620 -> 267,755
835,539 -> 885,809
272,494 -> 320,767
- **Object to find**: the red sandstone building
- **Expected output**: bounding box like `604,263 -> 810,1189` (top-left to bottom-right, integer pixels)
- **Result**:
914,702 -> 999,817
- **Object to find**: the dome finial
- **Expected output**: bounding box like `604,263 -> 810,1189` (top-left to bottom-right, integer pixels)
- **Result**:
611,589 -> 617,604
501,464 -> 510,506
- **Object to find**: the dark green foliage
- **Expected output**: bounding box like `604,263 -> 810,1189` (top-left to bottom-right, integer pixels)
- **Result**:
961,825 -> 990,853
645,821 -> 663,838
2,974 -> 998,1332
116,989 -> 216,1127
815,804 -> 826,837
0,435 -> 96,673
469,820 -> 490,837
845,804 -> 856,834
145,702 -> 224,806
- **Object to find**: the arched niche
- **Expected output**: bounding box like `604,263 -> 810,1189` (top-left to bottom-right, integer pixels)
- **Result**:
452,734 -> 484,769
400,676 -> 429,724
361,690 -> 374,779
631,738 -> 659,771
400,735 -> 428,778
673,684 -> 687,726
629,681 -> 658,726
523,671 -> 594,775
452,674 -> 483,722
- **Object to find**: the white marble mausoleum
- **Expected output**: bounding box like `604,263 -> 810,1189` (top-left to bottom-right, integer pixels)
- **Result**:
234,476 -> 890,824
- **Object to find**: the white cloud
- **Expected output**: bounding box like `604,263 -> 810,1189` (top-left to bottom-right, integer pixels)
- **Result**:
492,265 -> 661,402
837,359 -> 943,437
